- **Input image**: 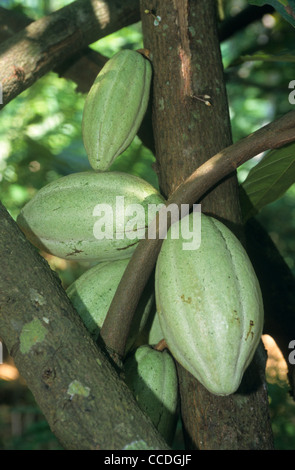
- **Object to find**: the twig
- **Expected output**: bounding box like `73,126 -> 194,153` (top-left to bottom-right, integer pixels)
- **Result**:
100,111 -> 295,360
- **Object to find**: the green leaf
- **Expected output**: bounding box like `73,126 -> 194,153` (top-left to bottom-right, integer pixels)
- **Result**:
240,143 -> 295,221
248,0 -> 295,28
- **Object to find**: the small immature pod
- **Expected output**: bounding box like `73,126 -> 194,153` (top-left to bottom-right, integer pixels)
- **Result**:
82,50 -> 152,171
124,345 -> 179,445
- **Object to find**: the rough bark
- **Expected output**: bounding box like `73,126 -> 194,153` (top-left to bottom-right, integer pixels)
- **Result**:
0,5 -> 108,94
140,0 -> 274,450
0,202 -> 169,450
0,0 -> 140,109
0,4 -> 155,152
0,3 -> 275,96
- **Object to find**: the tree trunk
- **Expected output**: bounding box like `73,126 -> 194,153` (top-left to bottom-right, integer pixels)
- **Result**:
141,0 -> 274,449
0,202 -> 170,450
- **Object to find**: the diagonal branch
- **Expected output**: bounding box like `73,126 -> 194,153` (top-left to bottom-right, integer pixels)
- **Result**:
0,0 -> 140,109
0,4 -> 155,152
100,110 -> 295,361
0,5 -> 108,93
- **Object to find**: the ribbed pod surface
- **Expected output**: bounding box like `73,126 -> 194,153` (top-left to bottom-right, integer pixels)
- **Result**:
67,258 -> 154,353
82,50 -> 152,171
155,213 -> 264,396
17,171 -> 164,261
124,345 -> 178,444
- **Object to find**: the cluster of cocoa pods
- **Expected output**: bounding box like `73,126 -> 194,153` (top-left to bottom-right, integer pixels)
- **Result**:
17,49 -> 264,445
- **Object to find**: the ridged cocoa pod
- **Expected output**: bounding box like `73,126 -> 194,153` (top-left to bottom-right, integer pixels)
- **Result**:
67,258 -> 154,354
124,345 -> 178,445
155,213 -> 264,396
17,171 -> 165,261
82,49 -> 152,171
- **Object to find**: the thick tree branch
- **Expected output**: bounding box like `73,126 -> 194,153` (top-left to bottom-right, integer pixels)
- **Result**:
0,0 -> 140,109
0,2 -> 276,102
0,202 -> 169,450
100,110 -> 295,360
0,4 -> 155,152
0,5 -> 108,93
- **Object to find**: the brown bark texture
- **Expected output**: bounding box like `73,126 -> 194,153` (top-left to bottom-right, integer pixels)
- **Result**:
0,4 -> 156,153
0,0 -> 140,109
0,203 -> 170,450
140,0 -> 274,450
0,5 -> 108,94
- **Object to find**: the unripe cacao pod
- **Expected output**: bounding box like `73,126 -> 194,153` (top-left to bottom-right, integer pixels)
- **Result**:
17,171 -> 164,261
67,258 -> 154,354
155,213 -> 264,396
82,49 -> 152,171
124,345 -> 178,445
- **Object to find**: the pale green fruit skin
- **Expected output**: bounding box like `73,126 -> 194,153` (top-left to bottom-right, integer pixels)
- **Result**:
82,50 -> 152,171
124,345 -> 178,445
67,258 -> 154,353
155,213 -> 264,396
17,171 -> 164,261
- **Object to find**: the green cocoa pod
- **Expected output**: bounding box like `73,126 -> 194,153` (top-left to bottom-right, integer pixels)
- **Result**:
82,49 -> 152,171
67,258 -> 154,353
124,345 -> 178,445
17,171 -> 164,261
155,213 -> 264,396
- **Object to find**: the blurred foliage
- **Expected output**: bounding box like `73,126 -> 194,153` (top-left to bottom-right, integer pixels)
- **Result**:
0,0 -> 295,450
268,383 -> 295,449
248,0 -> 295,29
